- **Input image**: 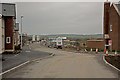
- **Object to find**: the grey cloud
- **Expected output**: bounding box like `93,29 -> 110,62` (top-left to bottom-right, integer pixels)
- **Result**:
16,2 -> 103,35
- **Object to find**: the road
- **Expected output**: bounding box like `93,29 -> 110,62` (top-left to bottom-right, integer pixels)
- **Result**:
2,44 -> 51,72
3,43 -> 119,78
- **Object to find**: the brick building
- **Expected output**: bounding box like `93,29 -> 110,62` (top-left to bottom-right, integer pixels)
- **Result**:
86,40 -> 105,50
0,3 -> 16,53
104,1 -> 120,51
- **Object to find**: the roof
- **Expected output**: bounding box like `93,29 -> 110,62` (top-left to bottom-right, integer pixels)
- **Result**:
0,3 -> 16,17
0,3 -> 15,5
116,4 -> 120,12
113,3 -> 120,16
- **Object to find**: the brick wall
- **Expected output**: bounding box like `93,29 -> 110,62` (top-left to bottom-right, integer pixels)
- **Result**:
86,40 -> 105,49
119,15 -> 120,50
4,17 -> 14,50
109,4 -> 120,50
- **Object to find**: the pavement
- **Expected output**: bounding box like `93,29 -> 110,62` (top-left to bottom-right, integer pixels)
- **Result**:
2,43 -> 51,73
3,43 -> 119,78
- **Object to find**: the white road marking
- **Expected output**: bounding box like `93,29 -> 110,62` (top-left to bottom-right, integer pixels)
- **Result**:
0,53 -> 54,76
0,61 -> 30,76
25,51 -> 31,53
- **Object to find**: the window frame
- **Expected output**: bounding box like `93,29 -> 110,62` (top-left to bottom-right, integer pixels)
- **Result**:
6,37 -> 11,44
110,25 -> 112,32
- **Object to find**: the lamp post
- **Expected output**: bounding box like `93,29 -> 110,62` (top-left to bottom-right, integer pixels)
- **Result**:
21,16 -> 23,49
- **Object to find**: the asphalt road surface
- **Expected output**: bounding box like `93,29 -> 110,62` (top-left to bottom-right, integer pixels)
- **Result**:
3,43 -> 119,78
2,44 -> 50,72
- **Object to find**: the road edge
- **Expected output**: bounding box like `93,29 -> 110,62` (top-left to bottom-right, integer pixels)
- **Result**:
102,55 -> 120,72
0,53 -> 55,76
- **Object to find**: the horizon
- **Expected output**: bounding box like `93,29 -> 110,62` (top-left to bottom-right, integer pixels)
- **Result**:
28,33 -> 103,36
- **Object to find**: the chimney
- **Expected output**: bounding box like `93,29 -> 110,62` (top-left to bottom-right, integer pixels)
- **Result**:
104,1 -> 110,34
103,1 -> 111,50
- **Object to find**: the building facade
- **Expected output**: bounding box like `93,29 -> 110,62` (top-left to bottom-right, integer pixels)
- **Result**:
86,40 -> 105,50
104,1 -> 120,51
0,3 -> 16,53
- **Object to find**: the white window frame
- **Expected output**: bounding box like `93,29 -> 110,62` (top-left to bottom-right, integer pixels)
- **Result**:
110,25 -> 112,32
6,37 -> 11,44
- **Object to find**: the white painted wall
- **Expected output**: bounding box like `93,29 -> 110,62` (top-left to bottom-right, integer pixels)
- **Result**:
0,15 -> 2,54
36,35 -> 40,41
0,14 -> 5,54
32,35 -> 36,41
2,17 -> 5,53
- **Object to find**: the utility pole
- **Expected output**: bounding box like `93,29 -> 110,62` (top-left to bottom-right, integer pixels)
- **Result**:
21,16 -> 23,49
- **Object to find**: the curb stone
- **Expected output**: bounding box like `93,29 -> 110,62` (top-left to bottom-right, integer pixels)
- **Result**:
102,55 -> 120,72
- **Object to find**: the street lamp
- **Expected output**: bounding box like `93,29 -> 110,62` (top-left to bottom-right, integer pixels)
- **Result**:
21,16 -> 23,49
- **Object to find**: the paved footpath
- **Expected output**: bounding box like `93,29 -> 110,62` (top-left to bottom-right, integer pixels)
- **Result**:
3,43 -> 119,78
2,45 -> 50,72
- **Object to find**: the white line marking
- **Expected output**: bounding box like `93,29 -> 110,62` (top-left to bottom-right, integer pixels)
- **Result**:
0,53 -> 55,76
0,61 -> 30,76
25,51 -> 31,52
103,55 -> 120,72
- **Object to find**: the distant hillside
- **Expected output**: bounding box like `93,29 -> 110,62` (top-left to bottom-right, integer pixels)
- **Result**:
38,34 -> 103,40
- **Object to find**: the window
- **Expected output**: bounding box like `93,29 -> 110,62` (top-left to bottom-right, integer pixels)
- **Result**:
58,42 -> 61,44
6,37 -> 11,44
110,25 -> 112,32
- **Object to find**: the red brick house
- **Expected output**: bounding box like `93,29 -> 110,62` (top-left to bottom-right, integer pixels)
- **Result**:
104,1 -> 120,51
0,3 -> 16,52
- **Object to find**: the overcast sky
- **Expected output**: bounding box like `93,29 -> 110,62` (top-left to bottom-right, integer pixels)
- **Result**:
15,2 -> 103,35
1,0 -> 120,35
